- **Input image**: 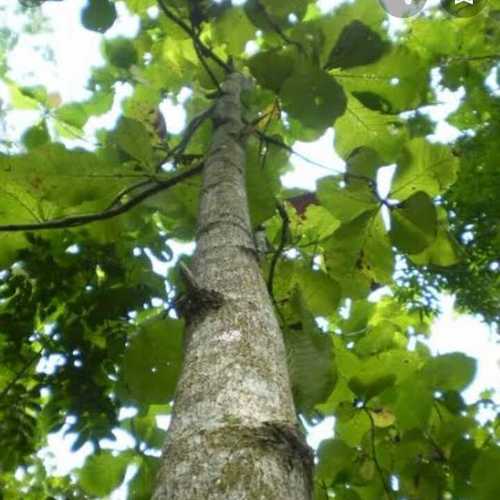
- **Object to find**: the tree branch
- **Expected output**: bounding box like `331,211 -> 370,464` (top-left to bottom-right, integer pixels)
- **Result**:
267,203 -> 290,297
157,0 -> 231,73
0,163 -> 204,233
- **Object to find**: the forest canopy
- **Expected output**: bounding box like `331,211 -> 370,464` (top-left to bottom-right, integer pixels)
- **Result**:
0,0 -> 499,498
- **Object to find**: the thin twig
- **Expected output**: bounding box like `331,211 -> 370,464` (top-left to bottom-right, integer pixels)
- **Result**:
0,163 -> 204,232
256,130 -> 376,186
254,0 -> 304,53
192,39 -> 221,92
168,105 -> 214,161
267,203 -> 290,298
105,178 -> 157,210
157,0 -> 231,73
364,408 -> 393,500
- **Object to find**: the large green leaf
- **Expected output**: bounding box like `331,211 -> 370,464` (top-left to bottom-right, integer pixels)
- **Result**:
325,20 -> 387,70
422,353 -> 477,391
471,448 -> 500,500
248,49 -> 295,92
21,120 -> 50,150
330,46 -> 429,112
325,211 -> 393,298
281,63 -> 347,132
317,176 -> 378,223
0,144 -> 130,210
389,191 -> 438,254
285,294 -> 337,414
334,92 -> 407,162
122,316 -> 184,405
388,378 -> 433,431
113,116 -> 154,165
78,452 -> 130,496
391,139 -> 459,200
298,267 -> 341,317
409,207 -> 462,267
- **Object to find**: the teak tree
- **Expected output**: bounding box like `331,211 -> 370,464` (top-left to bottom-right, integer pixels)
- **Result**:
0,0 -> 499,498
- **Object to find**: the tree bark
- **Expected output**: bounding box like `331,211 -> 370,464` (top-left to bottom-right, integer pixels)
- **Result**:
153,74 -> 313,500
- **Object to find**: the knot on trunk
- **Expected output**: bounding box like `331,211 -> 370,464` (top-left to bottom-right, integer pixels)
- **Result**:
175,261 -> 224,322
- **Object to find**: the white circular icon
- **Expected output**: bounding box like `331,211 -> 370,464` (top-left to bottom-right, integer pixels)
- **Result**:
379,0 -> 427,17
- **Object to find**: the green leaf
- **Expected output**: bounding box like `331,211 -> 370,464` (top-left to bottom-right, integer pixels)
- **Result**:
324,211 -> 393,299
336,409 -> 371,447
54,103 -> 88,129
422,353 -> 477,391
245,138 -> 286,227
248,49 -> 295,92
391,139 -> 459,200
409,207 -> 461,267
363,213 -> 394,284
104,37 -> 139,69
298,267 -> 341,317
470,447 -> 500,500
317,176 -> 378,223
0,144 -> 129,210
78,452 -> 130,496
325,20 -> 387,70
6,81 -> 40,110
325,213 -> 373,299
349,374 -> 396,401
390,378 -> 433,431
330,46 -> 429,112
281,63 -> 347,131
122,316 -> 184,405
316,438 -> 356,483
114,116 -> 153,165
285,294 -> 337,414
345,146 -> 384,181
21,120 -> 50,150
298,204 -> 341,242
81,0 -> 117,33
128,456 -> 160,500
389,191 -> 438,254
346,348 -> 420,401
334,92 -> 407,163
213,8 -> 255,55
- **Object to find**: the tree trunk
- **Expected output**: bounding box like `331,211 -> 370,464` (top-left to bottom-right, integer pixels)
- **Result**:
153,74 -> 313,499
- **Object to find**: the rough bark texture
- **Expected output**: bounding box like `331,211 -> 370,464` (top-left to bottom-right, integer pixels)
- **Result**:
153,74 -> 313,500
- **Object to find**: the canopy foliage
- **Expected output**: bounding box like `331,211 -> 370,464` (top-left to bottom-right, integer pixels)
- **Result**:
0,0 -> 498,498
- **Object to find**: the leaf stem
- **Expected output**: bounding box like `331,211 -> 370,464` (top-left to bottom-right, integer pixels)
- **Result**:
363,407 -> 394,500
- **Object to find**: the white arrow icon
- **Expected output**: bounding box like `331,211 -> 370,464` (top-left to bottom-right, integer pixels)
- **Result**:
455,0 -> 475,4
